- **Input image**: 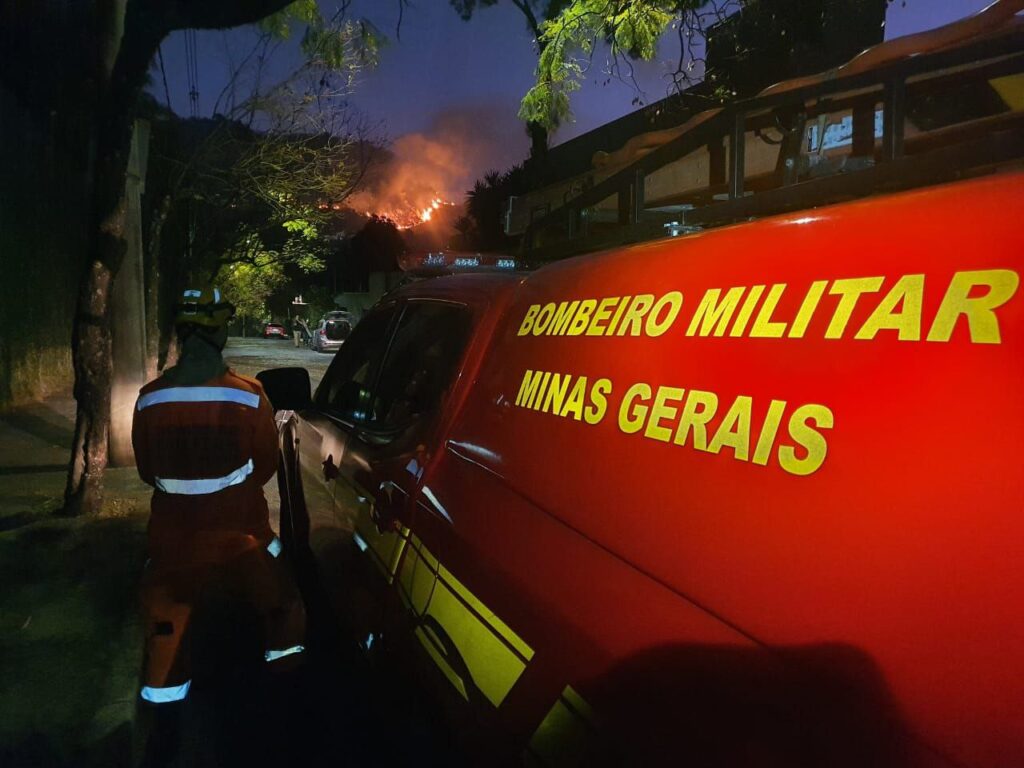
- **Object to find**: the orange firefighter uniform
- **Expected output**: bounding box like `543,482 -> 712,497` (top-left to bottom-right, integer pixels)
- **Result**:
132,290 -> 304,705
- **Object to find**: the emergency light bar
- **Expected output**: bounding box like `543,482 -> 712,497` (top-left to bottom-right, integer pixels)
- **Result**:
399,250 -> 520,274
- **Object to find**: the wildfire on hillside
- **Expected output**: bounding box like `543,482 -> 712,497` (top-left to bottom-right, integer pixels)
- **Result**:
420,198 -> 442,223
316,196 -> 458,229
322,107 -> 525,232
364,197 -> 459,229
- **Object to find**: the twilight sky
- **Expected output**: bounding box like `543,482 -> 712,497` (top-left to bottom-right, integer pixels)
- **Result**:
152,0 -> 997,209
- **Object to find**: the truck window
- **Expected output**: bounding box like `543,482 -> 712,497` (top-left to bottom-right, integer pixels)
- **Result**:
368,301 -> 472,430
316,306 -> 398,423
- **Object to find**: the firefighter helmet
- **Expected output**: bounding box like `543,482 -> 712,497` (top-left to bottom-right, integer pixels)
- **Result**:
173,287 -> 236,328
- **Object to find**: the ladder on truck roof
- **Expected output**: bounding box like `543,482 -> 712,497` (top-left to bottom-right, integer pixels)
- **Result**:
521,22 -> 1024,263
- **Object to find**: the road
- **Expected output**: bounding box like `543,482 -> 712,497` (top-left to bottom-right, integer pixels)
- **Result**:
224,336 -> 334,391
224,337 -> 335,531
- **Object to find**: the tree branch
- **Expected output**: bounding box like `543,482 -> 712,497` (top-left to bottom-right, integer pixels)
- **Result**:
155,0 -> 297,33
511,0 -> 542,42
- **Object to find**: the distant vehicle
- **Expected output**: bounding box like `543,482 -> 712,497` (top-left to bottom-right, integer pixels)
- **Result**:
263,323 -> 288,339
309,311 -> 355,353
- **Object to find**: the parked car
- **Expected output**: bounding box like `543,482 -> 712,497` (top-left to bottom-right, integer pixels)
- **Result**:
263,322 -> 288,339
309,311 -> 355,353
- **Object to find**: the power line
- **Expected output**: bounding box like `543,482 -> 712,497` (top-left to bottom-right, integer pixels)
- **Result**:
157,43 -> 173,113
184,28 -> 200,117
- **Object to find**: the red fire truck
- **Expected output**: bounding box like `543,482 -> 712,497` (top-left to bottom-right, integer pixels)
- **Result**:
259,7 -> 1024,766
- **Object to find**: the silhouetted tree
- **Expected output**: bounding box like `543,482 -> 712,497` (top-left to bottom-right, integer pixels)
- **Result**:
459,166 -> 529,251
351,215 -> 406,274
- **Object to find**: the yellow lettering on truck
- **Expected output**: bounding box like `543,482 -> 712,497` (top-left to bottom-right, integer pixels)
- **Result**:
926,269 -> 1020,344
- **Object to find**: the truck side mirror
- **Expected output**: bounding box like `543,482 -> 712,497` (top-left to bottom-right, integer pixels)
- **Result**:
257,367 -> 312,412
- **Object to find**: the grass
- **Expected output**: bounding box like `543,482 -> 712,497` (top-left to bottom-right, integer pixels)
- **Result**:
0,468 -> 149,767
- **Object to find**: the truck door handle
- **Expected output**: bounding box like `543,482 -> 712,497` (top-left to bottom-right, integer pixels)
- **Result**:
321,454 -> 339,481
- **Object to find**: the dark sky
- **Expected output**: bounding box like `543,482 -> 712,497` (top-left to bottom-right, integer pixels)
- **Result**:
152,0 -> 993,206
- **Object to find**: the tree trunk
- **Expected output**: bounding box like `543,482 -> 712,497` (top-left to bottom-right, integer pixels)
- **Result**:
62,2 -> 159,516
63,142 -> 135,515
527,120 -> 549,164
145,193 -> 171,380
60,0 -> 298,515
64,252 -> 119,516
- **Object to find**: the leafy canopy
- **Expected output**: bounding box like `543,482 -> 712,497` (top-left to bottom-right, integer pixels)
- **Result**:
260,0 -> 386,72
519,0 -> 702,129
219,242 -> 288,321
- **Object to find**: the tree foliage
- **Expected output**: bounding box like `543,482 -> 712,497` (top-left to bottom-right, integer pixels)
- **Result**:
219,250 -> 288,322
518,0 -> 774,130
520,1 -> 688,128
261,0 -> 387,71
158,111 -> 380,276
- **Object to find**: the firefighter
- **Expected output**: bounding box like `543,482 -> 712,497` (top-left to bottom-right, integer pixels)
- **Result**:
131,287 -> 305,762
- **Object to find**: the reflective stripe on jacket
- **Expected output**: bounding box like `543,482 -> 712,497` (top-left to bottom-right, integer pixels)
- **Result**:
155,458 -> 255,495
132,370 -> 279,565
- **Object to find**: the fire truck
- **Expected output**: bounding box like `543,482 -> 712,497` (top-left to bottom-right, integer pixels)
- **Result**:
259,6 -> 1024,766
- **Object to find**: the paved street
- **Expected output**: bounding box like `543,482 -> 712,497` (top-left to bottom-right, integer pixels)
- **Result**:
223,336 -> 334,392
223,337 -> 336,531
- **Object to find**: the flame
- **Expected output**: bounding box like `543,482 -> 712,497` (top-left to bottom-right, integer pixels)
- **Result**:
419,197 -> 444,223
344,110 -> 527,232
357,197 -> 454,229
317,196 -> 457,229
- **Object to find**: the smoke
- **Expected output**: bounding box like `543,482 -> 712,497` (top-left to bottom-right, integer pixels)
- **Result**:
348,105 -> 529,227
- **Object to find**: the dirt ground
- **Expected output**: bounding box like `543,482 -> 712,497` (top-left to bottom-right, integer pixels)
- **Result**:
0,398 -> 151,767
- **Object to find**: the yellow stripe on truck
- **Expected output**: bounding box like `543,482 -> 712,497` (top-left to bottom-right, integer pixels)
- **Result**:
425,570 -> 529,707
396,532 -> 437,615
525,686 -> 595,768
436,562 -> 535,663
390,530 -> 535,708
